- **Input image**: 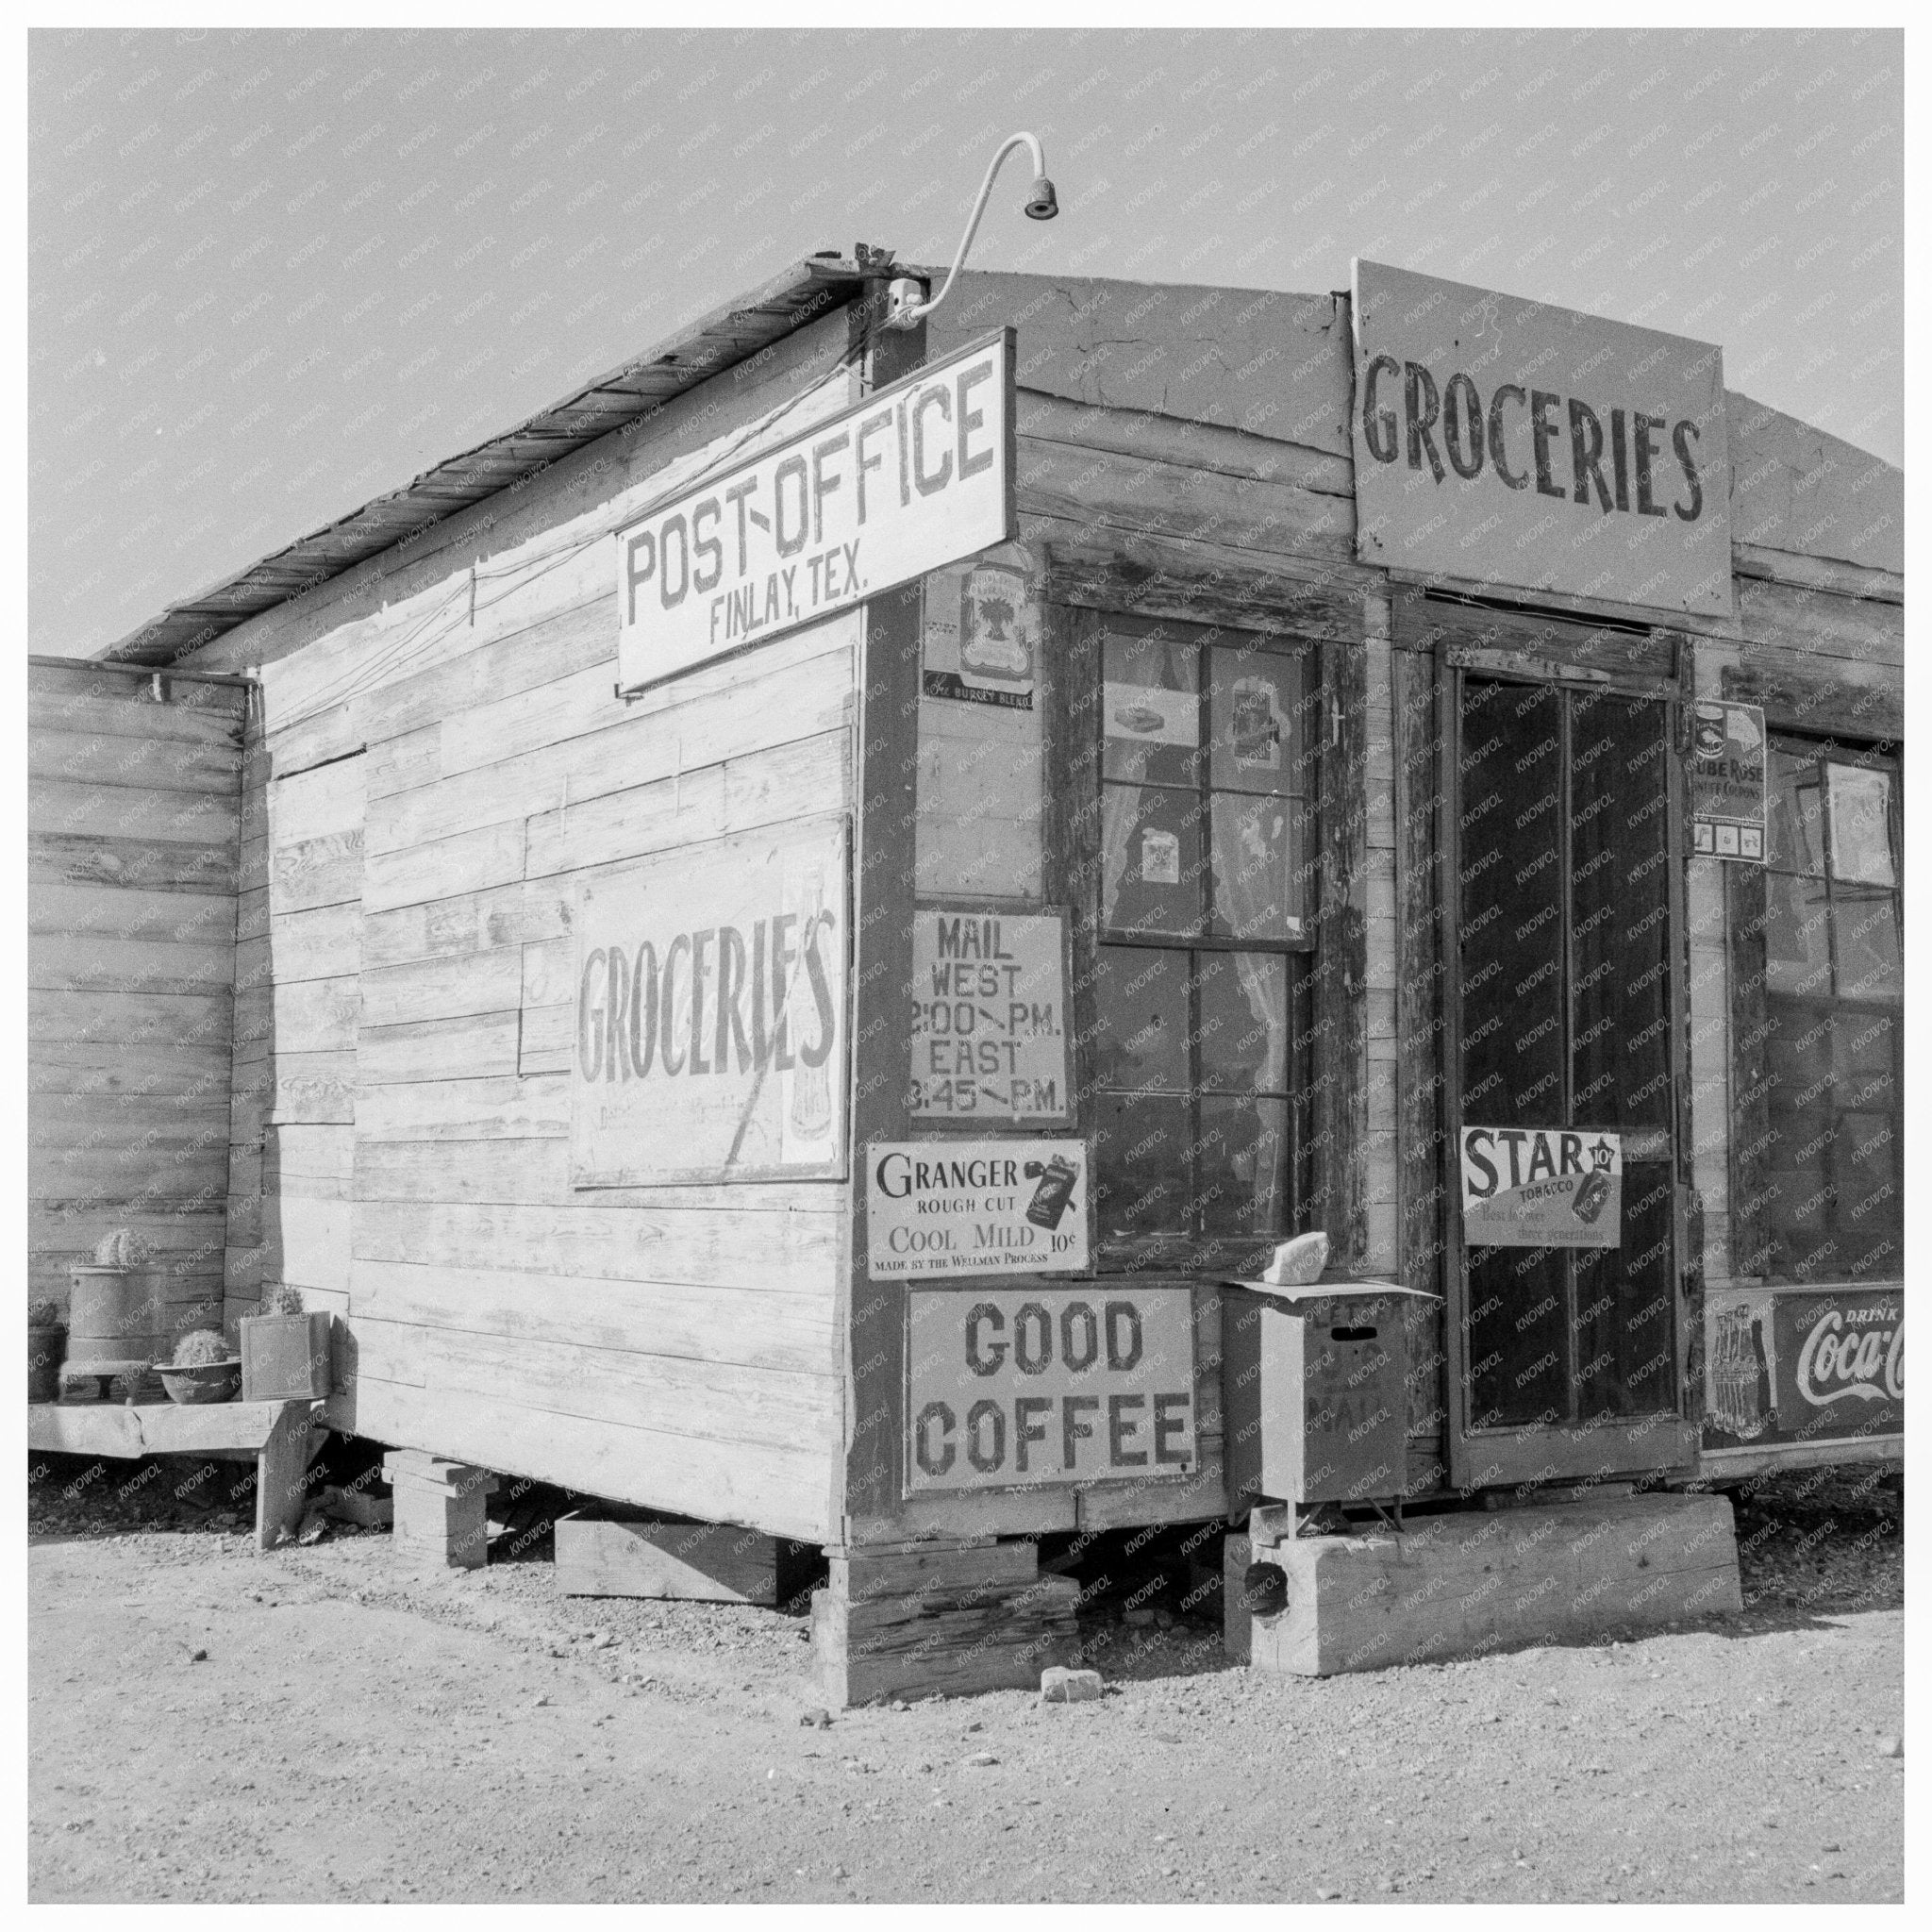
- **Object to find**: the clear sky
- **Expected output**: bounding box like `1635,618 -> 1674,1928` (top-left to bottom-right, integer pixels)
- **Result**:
28,25 -> 1903,658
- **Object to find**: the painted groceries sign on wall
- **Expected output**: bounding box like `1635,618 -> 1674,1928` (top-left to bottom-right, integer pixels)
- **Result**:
614,331 -> 1016,691
1350,260 -> 1732,618
570,817 -> 848,1186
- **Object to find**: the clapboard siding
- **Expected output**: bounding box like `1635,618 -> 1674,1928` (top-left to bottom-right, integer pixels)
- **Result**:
341,1376 -> 830,1541
222,752 -> 369,1323
26,665 -> 245,1333
170,323 -> 864,1534
353,1259 -> 836,1374
352,1199 -> 843,1295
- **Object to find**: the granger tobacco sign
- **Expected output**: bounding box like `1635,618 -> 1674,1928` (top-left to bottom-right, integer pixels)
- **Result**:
615,331 -> 1015,692
1350,259 -> 1732,618
1459,1125 -> 1623,1248
908,908 -> 1069,1123
571,816 -> 848,1186
866,1138 -> 1091,1280
905,1285 -> 1197,1492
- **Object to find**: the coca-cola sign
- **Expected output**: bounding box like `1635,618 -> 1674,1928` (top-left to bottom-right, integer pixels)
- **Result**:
1785,1297 -> 1904,1416
1703,1289 -> 1904,1452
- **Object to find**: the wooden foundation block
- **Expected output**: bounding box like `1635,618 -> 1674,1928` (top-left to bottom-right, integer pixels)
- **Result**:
813,1539 -> 1080,1706
1229,1493 -> 1741,1676
383,1453 -> 497,1571
556,1516 -> 800,1605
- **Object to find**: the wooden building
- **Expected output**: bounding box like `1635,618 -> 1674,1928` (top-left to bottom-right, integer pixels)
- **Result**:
38,248 -> 1903,1699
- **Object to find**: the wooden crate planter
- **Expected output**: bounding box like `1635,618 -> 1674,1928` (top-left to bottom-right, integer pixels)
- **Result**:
239,1312 -> 333,1403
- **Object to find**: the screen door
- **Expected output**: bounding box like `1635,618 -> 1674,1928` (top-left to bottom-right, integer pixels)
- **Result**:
1449,672 -> 1696,1484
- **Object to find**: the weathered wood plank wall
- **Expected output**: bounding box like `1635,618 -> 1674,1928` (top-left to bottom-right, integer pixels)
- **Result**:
184,308 -> 860,1542
28,662 -> 246,1329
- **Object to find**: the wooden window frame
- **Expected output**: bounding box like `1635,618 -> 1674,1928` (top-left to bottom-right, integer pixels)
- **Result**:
1046,588 -> 1361,1281
1730,728 -> 1904,1284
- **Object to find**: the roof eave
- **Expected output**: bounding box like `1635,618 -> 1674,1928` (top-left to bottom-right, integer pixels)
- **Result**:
99,253 -> 883,667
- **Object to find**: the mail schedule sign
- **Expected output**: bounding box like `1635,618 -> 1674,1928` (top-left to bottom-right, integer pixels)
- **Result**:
571,816 -> 848,1187
615,331 -> 1015,691
1350,260 -> 1731,618
905,1286 -> 1198,1492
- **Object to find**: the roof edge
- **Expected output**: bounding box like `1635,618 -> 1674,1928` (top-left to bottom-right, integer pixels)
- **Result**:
99,252 -> 887,668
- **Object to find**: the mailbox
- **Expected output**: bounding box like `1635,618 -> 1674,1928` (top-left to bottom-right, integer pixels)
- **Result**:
1222,1282 -> 1436,1507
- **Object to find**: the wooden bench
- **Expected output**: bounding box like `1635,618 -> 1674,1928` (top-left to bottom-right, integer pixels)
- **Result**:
28,1400 -> 322,1553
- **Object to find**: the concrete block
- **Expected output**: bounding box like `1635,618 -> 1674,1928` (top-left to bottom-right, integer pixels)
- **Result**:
1039,1666 -> 1103,1704
1230,1492 -> 1740,1676
383,1452 -> 496,1571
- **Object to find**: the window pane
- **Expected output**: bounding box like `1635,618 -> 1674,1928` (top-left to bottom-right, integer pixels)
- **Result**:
1209,792 -> 1306,939
1767,747 -> 1824,874
1102,627 -> 1201,788
1466,1243 -> 1568,1427
1835,1110 -> 1901,1240
1762,870 -> 1833,998
1834,894 -> 1902,1002
1824,763 -> 1896,888
1198,1095 -> 1290,1237
1196,952 -> 1289,1092
1207,644 -> 1303,795
1100,782 -> 1206,937
1571,691 -> 1671,1126
1092,947 -> 1189,1092
1457,679 -> 1565,1123
1093,1091 -> 1191,1237
1833,1006 -> 1897,1108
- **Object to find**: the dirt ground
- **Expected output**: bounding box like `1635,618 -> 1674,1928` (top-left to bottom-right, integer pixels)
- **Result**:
27,1454 -> 1904,1905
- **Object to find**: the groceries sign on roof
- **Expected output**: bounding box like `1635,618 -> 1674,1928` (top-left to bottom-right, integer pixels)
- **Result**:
1349,260 -> 1732,618
614,330 -> 1015,692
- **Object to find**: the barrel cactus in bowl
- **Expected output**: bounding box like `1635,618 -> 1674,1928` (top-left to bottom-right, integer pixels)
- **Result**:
159,1327 -> 242,1406
27,1299 -> 66,1404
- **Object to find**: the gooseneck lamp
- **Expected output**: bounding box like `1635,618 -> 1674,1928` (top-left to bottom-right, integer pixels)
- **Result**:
884,131 -> 1058,329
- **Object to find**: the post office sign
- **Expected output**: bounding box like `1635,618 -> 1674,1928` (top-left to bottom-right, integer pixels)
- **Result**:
865,1138 -> 1090,1280
571,816 -> 848,1186
616,331 -> 1015,692
1351,259 -> 1732,618
908,908 -> 1069,1123
905,1285 -> 1197,1491
1459,1125 -> 1623,1248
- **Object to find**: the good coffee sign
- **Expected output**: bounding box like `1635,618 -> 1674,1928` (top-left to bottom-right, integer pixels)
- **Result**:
1350,259 -> 1732,619
905,1286 -> 1197,1493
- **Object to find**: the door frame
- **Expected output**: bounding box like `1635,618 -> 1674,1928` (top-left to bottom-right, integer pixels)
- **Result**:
1429,601 -> 1701,1489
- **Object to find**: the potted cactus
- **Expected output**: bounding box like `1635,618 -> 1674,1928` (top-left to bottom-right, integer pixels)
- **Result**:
27,1299 -> 66,1404
159,1328 -> 242,1405
65,1228 -> 167,1401
239,1283 -> 333,1403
